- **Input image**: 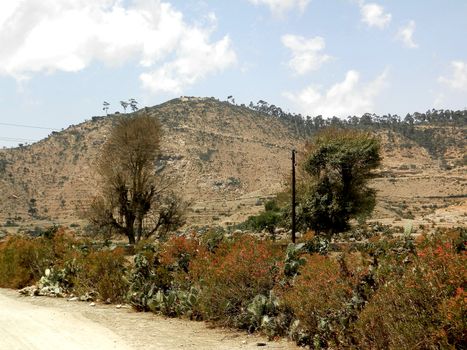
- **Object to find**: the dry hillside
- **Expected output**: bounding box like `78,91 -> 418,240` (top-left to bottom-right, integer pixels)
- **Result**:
0,97 -> 465,233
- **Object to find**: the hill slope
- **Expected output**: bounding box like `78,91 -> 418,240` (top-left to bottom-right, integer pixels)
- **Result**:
0,97 -> 465,231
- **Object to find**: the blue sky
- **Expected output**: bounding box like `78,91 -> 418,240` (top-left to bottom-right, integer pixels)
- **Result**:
1,0 -> 466,147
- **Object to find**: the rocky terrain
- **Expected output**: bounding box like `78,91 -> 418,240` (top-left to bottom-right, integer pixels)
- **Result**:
0,97 -> 465,234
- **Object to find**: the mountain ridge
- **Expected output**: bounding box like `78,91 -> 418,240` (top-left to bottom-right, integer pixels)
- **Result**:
0,97 -> 465,232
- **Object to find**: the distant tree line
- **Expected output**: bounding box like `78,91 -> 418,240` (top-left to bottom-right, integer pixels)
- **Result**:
246,100 -> 466,158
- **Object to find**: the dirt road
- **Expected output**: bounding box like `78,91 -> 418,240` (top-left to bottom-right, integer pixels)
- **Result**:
0,289 -> 299,350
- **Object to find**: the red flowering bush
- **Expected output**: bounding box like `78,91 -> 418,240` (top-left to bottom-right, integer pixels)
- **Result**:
189,236 -> 282,326
0,228 -> 82,288
0,236 -> 54,288
3,226 -> 464,348
72,248 -> 128,302
0,230 -> 128,301
353,235 -> 466,349
281,252 -> 368,347
438,287 -> 467,345
128,235 -> 208,313
159,235 -> 204,273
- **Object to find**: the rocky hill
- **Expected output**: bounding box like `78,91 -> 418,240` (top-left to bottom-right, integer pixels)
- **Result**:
0,97 -> 465,233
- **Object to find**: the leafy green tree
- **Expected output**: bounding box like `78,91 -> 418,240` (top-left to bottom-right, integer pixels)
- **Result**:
297,129 -> 381,236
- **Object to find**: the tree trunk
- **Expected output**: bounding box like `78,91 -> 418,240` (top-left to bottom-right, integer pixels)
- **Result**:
136,216 -> 143,243
127,233 -> 136,245
125,214 -> 136,245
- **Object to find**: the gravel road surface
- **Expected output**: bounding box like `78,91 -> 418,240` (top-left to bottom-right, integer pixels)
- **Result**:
0,288 -> 299,350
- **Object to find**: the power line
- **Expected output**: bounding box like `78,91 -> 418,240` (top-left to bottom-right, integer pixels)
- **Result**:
0,136 -> 39,142
0,122 -> 56,145
0,122 -> 58,130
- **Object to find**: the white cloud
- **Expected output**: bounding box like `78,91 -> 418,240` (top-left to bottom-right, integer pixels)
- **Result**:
360,3 -> 391,29
0,0 -> 236,93
248,0 -> 310,16
284,69 -> 388,117
396,20 -> 418,48
140,34 -> 236,94
281,34 -> 332,75
439,61 -> 467,91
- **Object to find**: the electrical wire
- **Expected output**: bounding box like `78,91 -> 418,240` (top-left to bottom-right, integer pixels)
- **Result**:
0,122 -> 58,130
0,122 -> 57,145
0,136 -> 39,142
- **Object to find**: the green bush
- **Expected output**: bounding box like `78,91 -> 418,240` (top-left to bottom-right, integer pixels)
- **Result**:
237,198 -> 285,235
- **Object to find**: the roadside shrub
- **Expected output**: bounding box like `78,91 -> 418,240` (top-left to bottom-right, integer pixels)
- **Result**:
438,287 -> 467,347
190,236 -> 282,327
451,226 -> 466,253
159,235 -> 208,293
199,228 -> 225,252
159,235 -> 202,273
72,248 -> 128,302
352,237 -> 466,349
0,227 -> 80,289
128,253 -> 160,310
281,253 -> 367,347
0,236 -> 53,288
0,229 -> 129,302
53,227 -> 465,348
49,228 -> 85,264
6,224 -> 463,349
128,235 -> 206,312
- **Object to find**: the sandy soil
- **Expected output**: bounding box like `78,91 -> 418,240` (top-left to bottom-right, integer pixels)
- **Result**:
0,289 -> 300,350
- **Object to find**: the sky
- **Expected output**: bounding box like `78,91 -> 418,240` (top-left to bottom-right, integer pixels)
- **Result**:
0,0 -> 466,148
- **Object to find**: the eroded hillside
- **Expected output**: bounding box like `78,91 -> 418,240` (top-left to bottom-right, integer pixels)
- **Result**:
0,98 -> 296,228
0,97 -> 465,232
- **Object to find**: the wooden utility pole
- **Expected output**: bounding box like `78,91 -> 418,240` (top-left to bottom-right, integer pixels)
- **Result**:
291,149 -> 296,243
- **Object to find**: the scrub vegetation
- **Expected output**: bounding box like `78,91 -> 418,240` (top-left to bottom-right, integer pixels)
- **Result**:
1,226 -> 465,349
